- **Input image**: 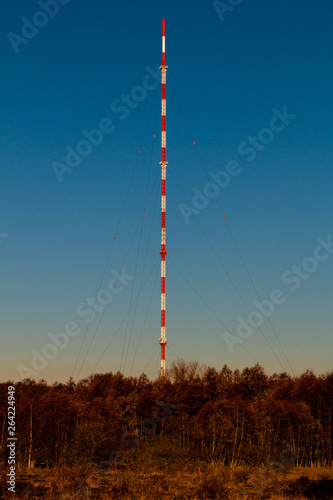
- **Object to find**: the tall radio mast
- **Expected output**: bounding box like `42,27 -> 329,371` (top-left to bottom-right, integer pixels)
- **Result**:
159,19 -> 168,382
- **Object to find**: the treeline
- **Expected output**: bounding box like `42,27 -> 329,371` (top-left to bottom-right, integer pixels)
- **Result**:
0,361 -> 332,469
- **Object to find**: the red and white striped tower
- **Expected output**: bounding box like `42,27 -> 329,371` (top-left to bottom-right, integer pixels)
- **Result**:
159,19 -> 168,381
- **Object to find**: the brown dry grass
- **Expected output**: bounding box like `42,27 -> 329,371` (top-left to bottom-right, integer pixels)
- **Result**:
0,464 -> 332,499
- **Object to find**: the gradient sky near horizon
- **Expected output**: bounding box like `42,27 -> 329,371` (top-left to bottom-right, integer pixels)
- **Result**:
1,0 -> 332,383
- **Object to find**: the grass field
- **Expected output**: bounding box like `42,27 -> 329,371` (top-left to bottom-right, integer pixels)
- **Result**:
1,465 -> 333,499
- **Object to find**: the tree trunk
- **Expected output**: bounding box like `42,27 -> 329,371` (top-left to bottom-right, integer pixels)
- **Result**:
0,414 -> 6,456
230,409 -> 239,467
28,399 -> 34,468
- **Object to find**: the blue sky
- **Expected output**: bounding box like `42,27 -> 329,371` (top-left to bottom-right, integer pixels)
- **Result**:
1,0 -> 332,383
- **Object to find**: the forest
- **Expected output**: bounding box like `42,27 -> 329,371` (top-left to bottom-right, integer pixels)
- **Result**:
1,361 -> 333,498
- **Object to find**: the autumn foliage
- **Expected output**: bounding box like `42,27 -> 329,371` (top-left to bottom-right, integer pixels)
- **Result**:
1,362 -> 332,470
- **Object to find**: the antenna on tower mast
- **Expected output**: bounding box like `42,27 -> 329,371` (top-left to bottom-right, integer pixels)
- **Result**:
159,19 -> 168,382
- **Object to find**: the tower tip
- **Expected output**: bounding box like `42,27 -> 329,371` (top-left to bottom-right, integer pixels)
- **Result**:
162,20 -> 166,65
